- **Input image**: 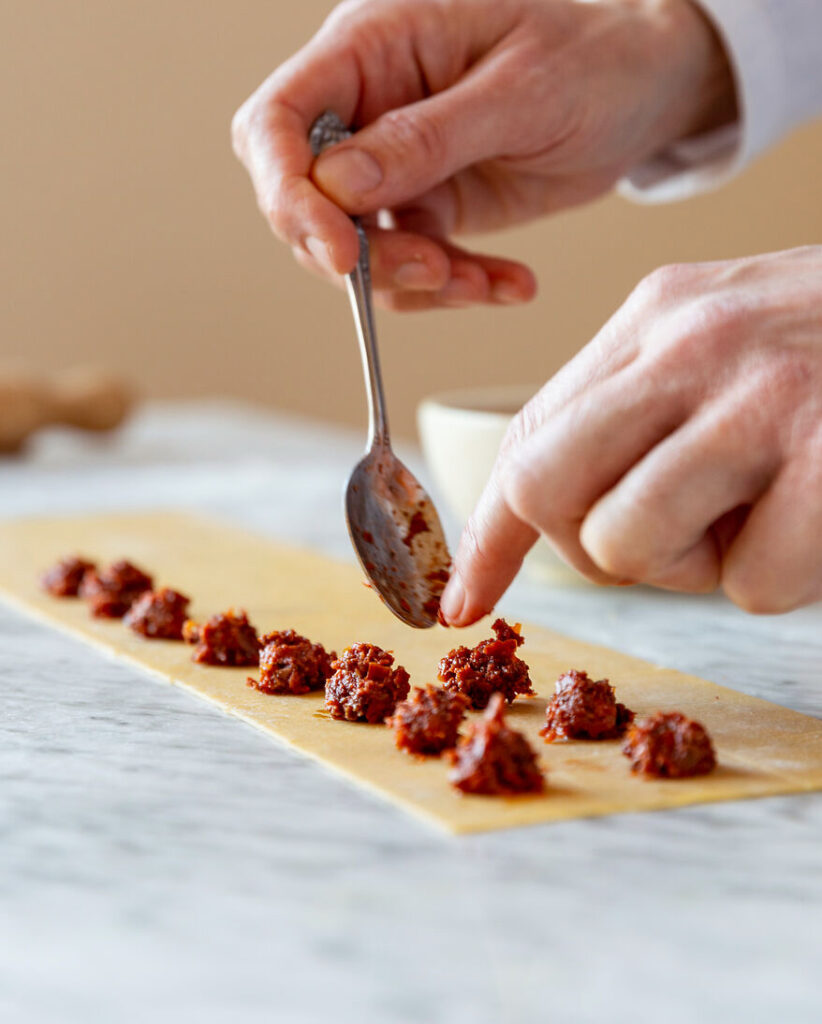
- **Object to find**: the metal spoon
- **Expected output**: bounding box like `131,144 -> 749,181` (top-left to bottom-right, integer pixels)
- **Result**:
310,111 -> 451,628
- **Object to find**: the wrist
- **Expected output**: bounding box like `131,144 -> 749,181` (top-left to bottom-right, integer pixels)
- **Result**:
642,0 -> 738,145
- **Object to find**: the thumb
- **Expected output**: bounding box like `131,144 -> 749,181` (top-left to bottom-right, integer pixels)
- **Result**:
311,75 -> 507,215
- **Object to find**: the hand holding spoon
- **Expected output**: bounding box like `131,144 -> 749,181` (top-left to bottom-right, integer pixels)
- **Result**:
310,112 -> 451,628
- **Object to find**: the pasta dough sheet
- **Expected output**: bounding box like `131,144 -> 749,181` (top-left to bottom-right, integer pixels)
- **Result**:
1,511 -> 821,834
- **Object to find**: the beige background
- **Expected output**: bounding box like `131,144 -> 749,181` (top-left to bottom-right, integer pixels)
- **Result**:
3,1 -> 822,440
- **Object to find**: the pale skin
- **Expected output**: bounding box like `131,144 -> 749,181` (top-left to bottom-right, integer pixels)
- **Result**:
232,0 -> 822,621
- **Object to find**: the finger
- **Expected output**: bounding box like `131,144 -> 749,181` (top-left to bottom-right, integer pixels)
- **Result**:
722,450 -> 822,613
233,0 -> 518,268
390,189 -> 456,238
579,402 -> 780,586
292,244 -> 450,309
639,535 -> 722,594
439,479 -> 539,628
295,228 -> 535,308
499,362 -> 691,583
322,226 -> 455,293
366,228 -> 533,300
641,506 -> 751,594
495,271 -> 675,450
311,55 -> 530,217
232,40 -> 366,273
441,306 -> 663,619
375,252 -> 535,309
438,242 -> 537,306
441,371 -> 658,625
390,193 -> 537,302
292,234 -> 526,306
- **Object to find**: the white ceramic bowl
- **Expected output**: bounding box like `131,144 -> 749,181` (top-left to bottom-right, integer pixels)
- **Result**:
417,386 -> 587,584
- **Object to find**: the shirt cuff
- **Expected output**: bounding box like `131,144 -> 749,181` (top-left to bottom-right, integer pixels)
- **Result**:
620,0 -> 788,203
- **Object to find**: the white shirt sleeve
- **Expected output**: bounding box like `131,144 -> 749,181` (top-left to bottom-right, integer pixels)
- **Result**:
620,0 -> 822,203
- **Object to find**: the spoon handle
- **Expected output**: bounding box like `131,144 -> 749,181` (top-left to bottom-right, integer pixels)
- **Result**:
346,225 -> 390,448
309,111 -> 390,449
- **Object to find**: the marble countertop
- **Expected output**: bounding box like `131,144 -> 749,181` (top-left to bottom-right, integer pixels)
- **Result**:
1,401 -> 820,1024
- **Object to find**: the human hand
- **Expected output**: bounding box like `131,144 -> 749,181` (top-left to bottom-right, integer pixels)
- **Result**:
440,247 -> 822,621
232,0 -> 734,310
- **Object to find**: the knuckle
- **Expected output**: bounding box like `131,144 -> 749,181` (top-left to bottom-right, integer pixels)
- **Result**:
230,102 -> 251,157
631,263 -> 694,312
497,399 -> 561,531
689,293 -> 749,346
581,525 -> 647,581
458,516 -> 490,571
231,89 -> 279,163
498,458 -> 532,522
500,414 -> 526,455
498,455 -> 562,540
579,497 -> 657,580
652,293 -> 750,371
379,108 -> 445,169
258,192 -> 291,240
753,348 -> 818,416
260,173 -> 305,237
257,190 -> 279,228
661,313 -> 716,365
322,0 -> 366,31
242,93 -> 273,141
499,396 -> 544,455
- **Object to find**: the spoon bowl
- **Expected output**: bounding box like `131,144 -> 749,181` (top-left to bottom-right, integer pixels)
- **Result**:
347,442 -> 450,627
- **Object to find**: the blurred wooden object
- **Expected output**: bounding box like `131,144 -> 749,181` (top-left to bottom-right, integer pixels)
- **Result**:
0,366 -> 133,453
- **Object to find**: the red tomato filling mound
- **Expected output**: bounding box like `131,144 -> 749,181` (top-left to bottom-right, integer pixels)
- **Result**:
449,694 -> 544,795
387,684 -> 469,756
79,560 -> 154,618
623,711 -> 716,778
183,608 -> 260,667
325,642 -> 410,724
540,669 -> 634,741
40,556 -> 96,597
249,629 -> 337,695
125,587 -> 191,640
438,618 -> 534,710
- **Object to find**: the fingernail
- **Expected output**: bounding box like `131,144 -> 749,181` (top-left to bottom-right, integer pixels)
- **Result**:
394,260 -> 436,289
439,575 -> 466,624
305,235 -> 334,273
492,281 -> 523,304
315,148 -> 383,198
439,277 -> 476,307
